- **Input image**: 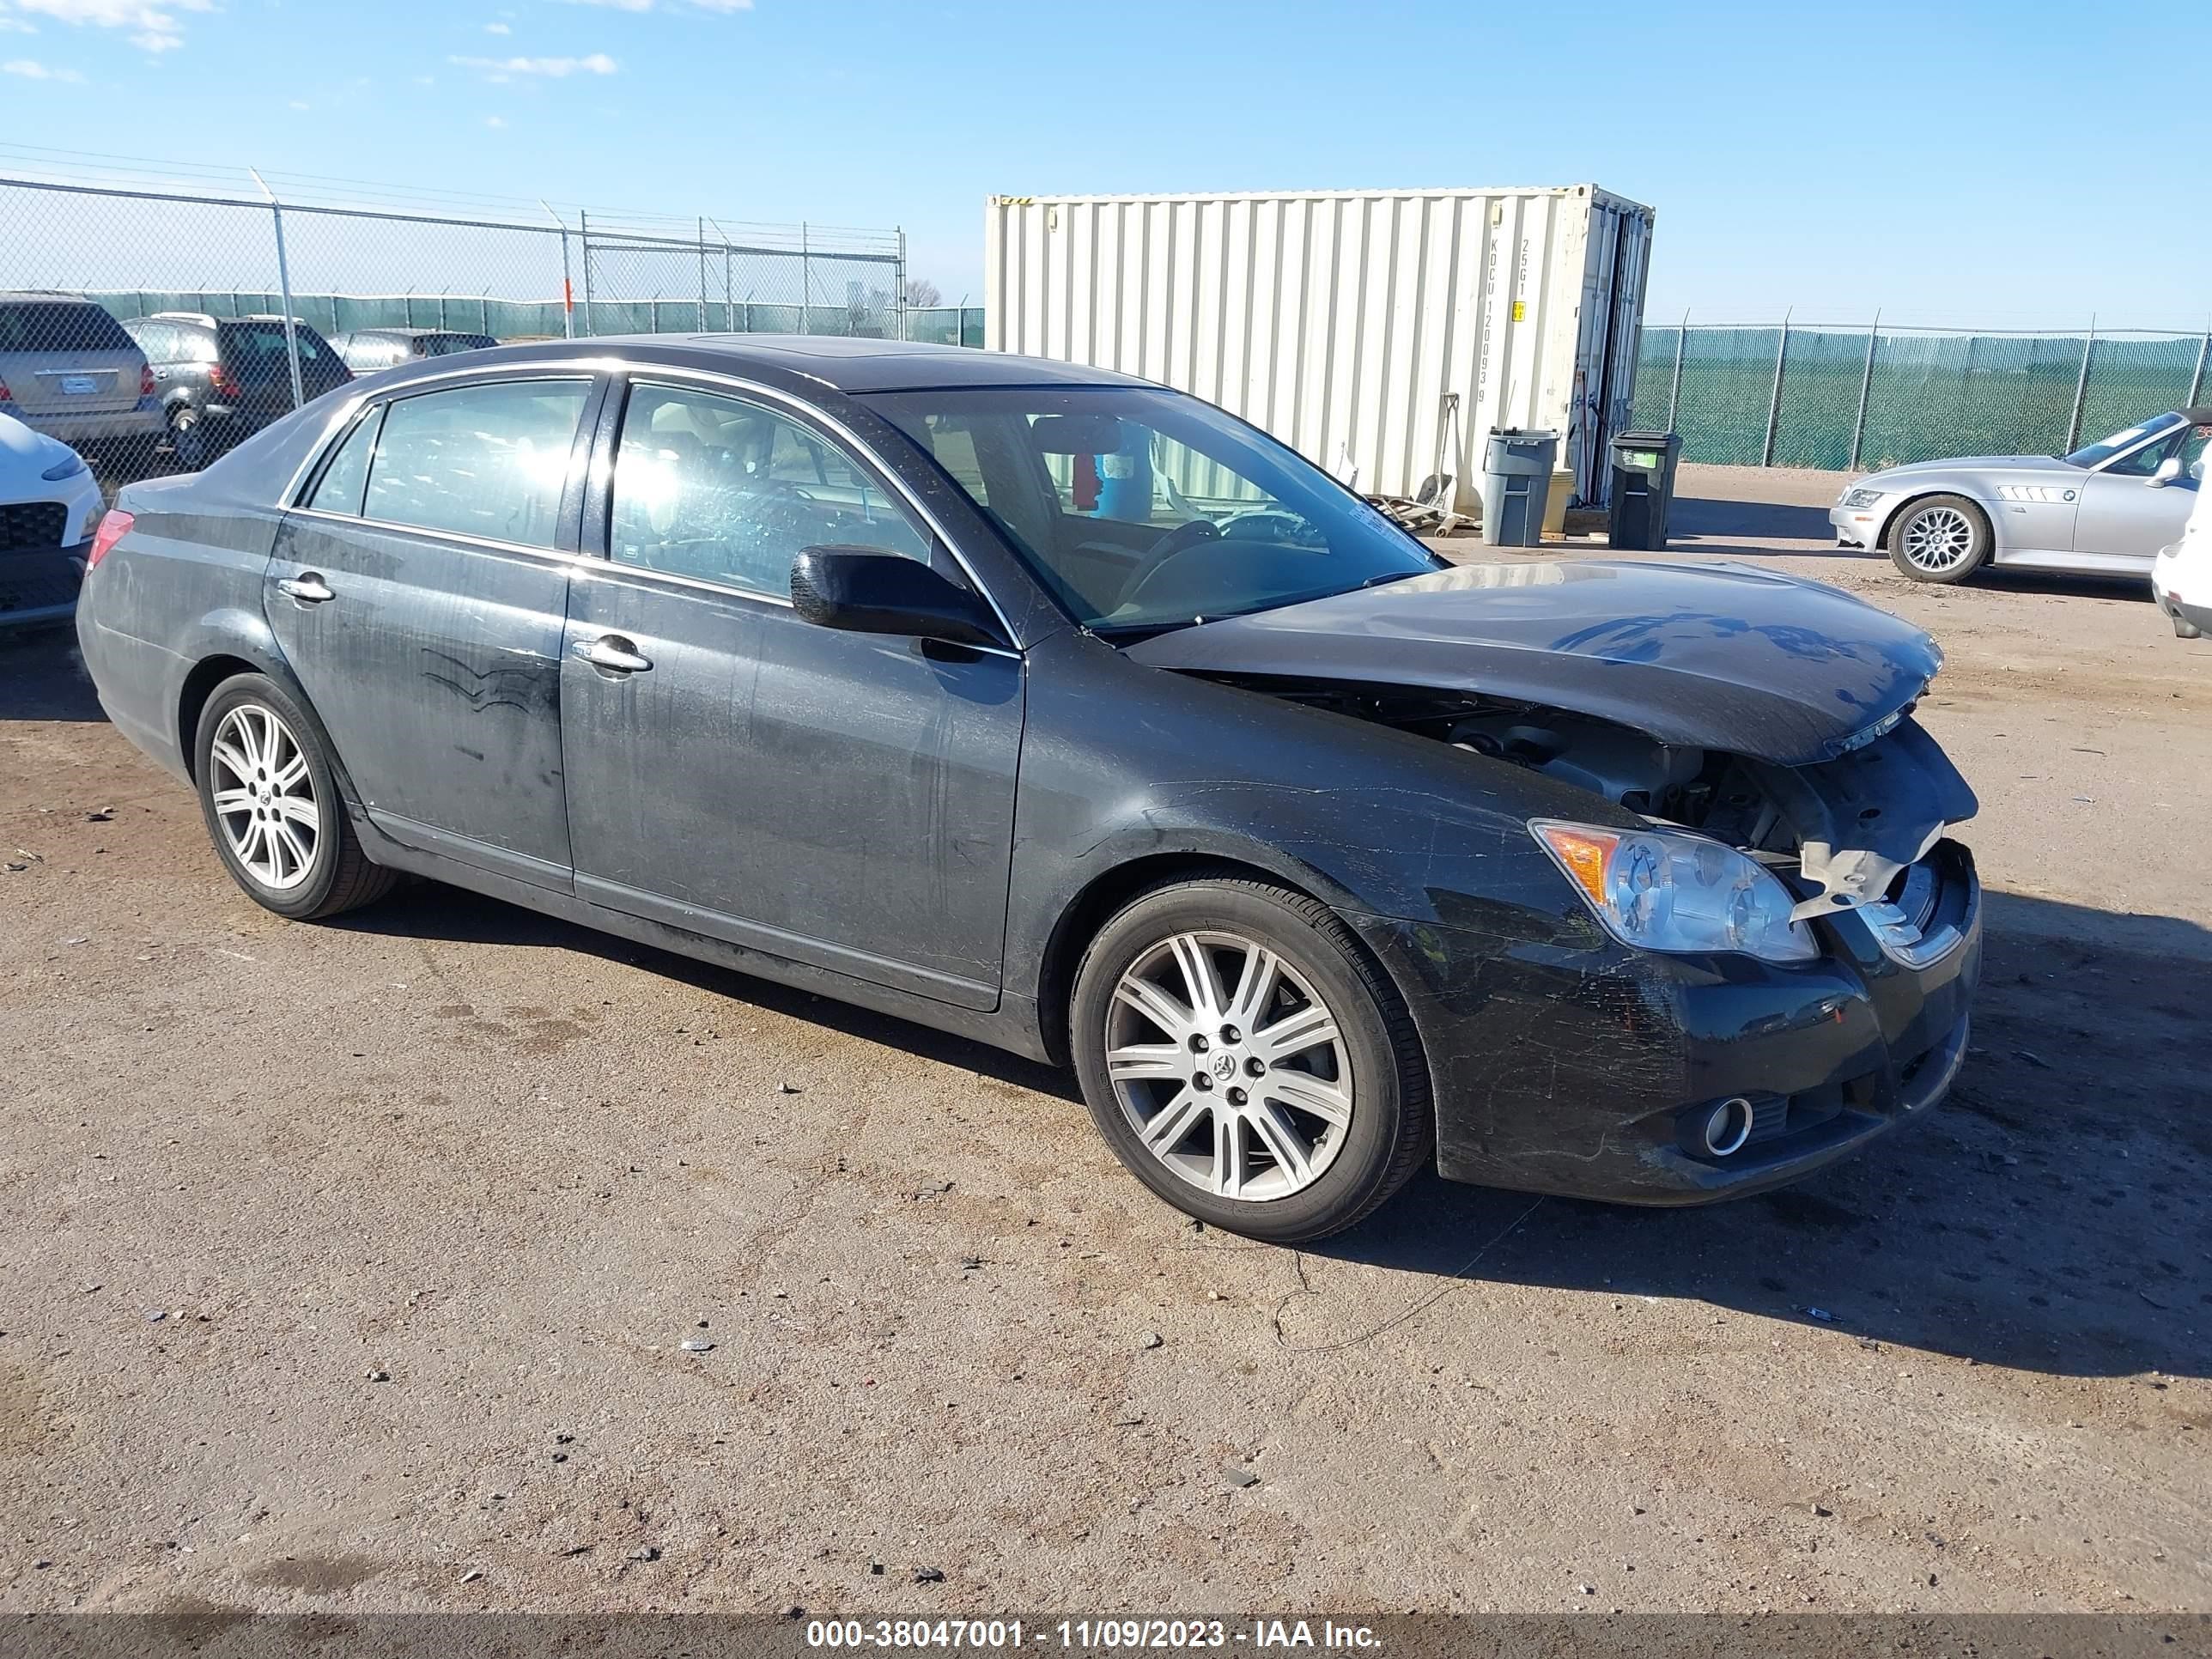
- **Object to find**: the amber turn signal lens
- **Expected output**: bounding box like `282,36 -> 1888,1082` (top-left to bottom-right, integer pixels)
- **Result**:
1533,823 -> 1618,906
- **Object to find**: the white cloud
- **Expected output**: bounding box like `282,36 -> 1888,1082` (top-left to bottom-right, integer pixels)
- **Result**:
483,19 -> 508,31
287,98 -> 307,109
556,0 -> 751,10
0,17 -> 38,32
3,54 -> 82,77
5,0 -> 212,54
483,113 -> 505,127
450,51 -> 616,76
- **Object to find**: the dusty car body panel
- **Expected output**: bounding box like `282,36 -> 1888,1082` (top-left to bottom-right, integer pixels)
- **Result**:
75,335 -> 1984,1208
1126,558 -> 1944,767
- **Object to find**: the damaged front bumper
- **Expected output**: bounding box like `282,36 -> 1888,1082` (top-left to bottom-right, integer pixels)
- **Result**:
1348,838 -> 1982,1206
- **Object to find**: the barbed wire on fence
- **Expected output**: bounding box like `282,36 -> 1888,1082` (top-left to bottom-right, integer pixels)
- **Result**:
1631,316 -> 2212,472
0,151 -> 981,475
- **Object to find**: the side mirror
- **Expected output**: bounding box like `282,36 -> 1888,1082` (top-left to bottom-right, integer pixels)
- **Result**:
789,545 -> 1004,649
2150,455 -> 2185,487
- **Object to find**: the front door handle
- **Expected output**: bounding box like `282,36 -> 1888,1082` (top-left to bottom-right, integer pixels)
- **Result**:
276,573 -> 335,605
572,634 -> 653,675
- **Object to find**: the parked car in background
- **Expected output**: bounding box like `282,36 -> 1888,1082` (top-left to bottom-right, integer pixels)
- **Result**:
0,410 -> 103,628
0,290 -> 165,465
74,337 -> 1982,1241
123,313 -> 353,467
1834,409 -> 2212,585
330,327 -> 500,374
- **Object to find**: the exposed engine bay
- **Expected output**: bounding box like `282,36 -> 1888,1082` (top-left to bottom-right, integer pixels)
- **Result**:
1209,678 -> 1980,919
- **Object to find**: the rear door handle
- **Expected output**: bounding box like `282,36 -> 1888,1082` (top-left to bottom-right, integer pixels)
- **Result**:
572,634 -> 653,675
276,573 -> 335,605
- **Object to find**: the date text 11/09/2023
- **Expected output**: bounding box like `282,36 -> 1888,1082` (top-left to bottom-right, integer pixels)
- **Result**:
804,1620 -> 1383,1650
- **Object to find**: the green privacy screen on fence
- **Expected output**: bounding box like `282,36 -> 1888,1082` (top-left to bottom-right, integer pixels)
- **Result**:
87,291 -> 989,348
1630,324 -> 2212,472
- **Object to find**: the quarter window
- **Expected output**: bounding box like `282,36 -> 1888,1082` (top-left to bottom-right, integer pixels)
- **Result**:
307,408 -> 381,516
608,381 -> 930,599
359,379 -> 589,549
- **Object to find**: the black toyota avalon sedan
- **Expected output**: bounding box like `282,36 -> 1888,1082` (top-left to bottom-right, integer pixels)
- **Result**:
72,336 -> 1980,1242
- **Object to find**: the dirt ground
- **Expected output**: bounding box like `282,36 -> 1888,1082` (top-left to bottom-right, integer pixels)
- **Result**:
2,463 -> 2207,1616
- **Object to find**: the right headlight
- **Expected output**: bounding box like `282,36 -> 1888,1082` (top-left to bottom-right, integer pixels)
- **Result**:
1841,486 -> 1885,509
1531,819 -> 1819,963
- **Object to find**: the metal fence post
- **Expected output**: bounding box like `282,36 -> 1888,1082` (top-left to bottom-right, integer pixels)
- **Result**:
1849,312 -> 1881,473
2191,324 -> 2210,409
249,168 -> 306,413
542,201 -> 574,340
896,228 -> 908,342
2065,316 -> 2096,453
799,222 -> 811,335
1667,307 -> 1688,430
1760,310 -> 1790,469
697,216 -> 709,331
578,209 -> 594,337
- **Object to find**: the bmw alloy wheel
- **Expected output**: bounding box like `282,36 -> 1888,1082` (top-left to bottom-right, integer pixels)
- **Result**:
1104,930 -> 1354,1202
1900,505 -> 1976,573
207,703 -> 320,890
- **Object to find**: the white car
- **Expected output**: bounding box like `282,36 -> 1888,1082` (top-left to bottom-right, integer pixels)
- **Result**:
0,409 -> 106,628
2152,488 -> 2212,640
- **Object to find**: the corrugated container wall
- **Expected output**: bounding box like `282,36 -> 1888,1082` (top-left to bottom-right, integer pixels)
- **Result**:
986,187 -> 1654,511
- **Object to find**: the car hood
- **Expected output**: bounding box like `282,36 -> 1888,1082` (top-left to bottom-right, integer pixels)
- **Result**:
0,410 -> 82,483
1124,559 -> 1944,767
1863,454 -> 2075,483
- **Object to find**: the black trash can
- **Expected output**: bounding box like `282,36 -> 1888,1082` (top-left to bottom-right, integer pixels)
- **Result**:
1607,431 -> 1683,550
1480,428 -> 1558,548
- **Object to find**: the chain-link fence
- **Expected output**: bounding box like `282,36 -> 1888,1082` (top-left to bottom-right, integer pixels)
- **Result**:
0,159 -> 948,474
1630,319 -> 2212,473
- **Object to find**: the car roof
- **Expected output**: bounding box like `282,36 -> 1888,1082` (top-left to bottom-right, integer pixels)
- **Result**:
359,333 -> 1148,396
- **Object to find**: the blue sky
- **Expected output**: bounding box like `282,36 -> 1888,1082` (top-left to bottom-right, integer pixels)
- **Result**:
0,0 -> 2205,329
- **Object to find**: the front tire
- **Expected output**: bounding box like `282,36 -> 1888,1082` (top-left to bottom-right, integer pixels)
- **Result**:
1070,876 -> 1431,1243
192,673 -> 397,921
1887,494 -> 1990,583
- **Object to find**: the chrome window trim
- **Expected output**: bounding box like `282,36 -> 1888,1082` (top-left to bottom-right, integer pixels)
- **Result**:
283,503 -> 599,567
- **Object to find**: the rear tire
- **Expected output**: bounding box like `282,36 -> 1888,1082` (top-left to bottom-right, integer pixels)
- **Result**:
2177,613 -> 2204,640
1069,876 -> 1431,1243
191,673 -> 397,921
167,405 -> 206,471
1887,494 -> 1990,584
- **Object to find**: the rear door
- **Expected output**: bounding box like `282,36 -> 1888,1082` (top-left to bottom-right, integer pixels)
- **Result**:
0,301 -> 145,417
2073,423 -> 2209,565
267,370 -> 605,890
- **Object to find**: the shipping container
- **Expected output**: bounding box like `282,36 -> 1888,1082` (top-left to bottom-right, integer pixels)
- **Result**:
985,186 -> 1655,511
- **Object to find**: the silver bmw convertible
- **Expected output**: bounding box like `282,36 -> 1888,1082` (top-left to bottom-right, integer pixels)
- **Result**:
1832,408 -> 2210,584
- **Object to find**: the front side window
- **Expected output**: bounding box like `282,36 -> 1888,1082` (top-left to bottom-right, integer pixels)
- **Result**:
608,381 -> 930,599
2064,413 -> 2183,470
360,378 -> 588,548
867,386 -> 1441,633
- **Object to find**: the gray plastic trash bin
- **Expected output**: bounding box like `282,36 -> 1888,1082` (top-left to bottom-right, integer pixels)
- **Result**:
1480,428 -> 1558,547
1607,430 -> 1684,550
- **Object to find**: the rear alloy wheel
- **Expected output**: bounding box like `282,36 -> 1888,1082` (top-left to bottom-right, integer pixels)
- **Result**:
1071,877 -> 1431,1243
193,673 -> 397,921
1888,494 -> 1990,583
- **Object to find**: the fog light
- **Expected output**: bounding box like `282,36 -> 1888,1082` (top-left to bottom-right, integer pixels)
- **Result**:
1702,1097 -> 1753,1158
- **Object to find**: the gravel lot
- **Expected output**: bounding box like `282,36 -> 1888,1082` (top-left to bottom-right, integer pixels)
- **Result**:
2,464 -> 2207,1616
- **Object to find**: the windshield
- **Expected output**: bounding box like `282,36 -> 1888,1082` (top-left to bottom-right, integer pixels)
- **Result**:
866,385 -> 1442,633
2063,412 -> 2183,468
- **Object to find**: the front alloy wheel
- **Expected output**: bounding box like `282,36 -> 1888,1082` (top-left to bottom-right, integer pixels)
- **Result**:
1888,494 -> 1990,584
1072,877 -> 1431,1242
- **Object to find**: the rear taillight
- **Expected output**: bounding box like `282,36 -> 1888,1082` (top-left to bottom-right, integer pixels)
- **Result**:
87,509 -> 134,570
0,377 -> 11,403
140,363 -> 156,398
208,363 -> 239,398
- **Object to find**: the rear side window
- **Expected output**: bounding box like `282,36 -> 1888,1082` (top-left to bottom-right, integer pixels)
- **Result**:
362,379 -> 589,549
307,409 -> 382,516
0,302 -> 137,354
220,320 -> 337,368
